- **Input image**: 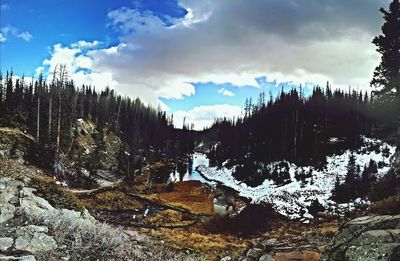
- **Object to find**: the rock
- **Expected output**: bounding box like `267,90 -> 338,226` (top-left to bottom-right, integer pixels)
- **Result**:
16,225 -> 48,236
19,188 -> 35,198
15,225 -> 57,253
0,192 -> 15,205
250,239 -> 260,247
247,248 -> 263,259
321,215 -> 400,261
0,203 -> 16,223
220,256 -> 231,261
345,243 -> 400,261
260,238 -> 278,250
0,237 -> 14,251
259,254 -> 275,261
0,256 -> 36,261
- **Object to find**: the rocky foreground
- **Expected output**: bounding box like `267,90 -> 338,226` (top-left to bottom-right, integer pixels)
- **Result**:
0,176 -> 203,261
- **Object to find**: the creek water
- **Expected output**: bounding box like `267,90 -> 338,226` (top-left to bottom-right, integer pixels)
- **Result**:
169,153 -> 216,185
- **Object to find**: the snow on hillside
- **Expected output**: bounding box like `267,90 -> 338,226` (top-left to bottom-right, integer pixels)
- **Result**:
197,136 -> 396,220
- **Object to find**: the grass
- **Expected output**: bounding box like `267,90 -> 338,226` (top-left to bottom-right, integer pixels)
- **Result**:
29,175 -> 85,212
139,181 -> 215,216
79,190 -> 144,211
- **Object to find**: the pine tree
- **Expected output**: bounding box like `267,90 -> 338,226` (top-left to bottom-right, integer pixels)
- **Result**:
371,0 -> 400,96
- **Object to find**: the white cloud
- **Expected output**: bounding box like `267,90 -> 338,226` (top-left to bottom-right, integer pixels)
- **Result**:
71,40 -> 101,49
218,88 -> 235,96
37,0 -> 388,124
1,25 -> 33,42
17,32 -> 33,42
0,33 -> 6,42
173,104 -> 243,130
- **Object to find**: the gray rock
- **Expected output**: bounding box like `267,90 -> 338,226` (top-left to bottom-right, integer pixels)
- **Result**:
260,238 -> 278,250
0,256 -> 36,261
15,225 -> 57,253
19,256 -> 36,261
15,236 -> 30,250
0,203 -> 16,223
0,237 -> 14,251
345,243 -> 400,261
0,192 -> 15,205
259,254 -> 275,261
19,188 -> 35,198
220,256 -> 231,261
321,215 -> 400,261
247,248 -> 263,259
15,233 -> 57,253
16,225 -> 48,236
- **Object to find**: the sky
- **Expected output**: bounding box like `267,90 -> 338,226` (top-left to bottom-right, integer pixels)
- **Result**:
0,0 -> 390,129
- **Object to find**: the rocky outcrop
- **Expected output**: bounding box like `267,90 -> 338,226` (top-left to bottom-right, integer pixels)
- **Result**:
0,175 -> 203,260
321,215 -> 400,261
0,128 -> 34,163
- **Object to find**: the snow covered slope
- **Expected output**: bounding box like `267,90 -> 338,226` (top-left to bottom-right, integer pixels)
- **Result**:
197,136 -> 396,220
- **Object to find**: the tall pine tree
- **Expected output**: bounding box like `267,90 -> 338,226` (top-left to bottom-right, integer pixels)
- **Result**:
371,0 -> 400,97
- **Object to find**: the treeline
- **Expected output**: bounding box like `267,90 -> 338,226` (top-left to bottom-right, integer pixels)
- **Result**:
204,84 -> 376,168
0,68 -> 194,170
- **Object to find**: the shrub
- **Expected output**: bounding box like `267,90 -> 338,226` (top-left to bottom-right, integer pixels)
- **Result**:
205,203 -> 283,236
29,176 -> 85,212
369,194 -> 400,215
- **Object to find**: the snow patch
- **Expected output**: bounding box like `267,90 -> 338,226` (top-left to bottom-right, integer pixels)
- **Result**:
197,136 -> 396,219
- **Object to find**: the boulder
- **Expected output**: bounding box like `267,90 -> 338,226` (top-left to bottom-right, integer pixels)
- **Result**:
321,215 -> 400,261
14,225 -> 57,253
0,237 -> 14,251
0,203 -> 16,223
247,248 -> 264,259
259,254 -> 275,261
0,256 -> 36,261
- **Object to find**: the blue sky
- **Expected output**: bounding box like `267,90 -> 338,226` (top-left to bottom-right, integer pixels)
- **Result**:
0,0 -> 387,129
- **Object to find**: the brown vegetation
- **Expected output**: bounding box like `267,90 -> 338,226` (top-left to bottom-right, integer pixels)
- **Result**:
140,181 -> 214,216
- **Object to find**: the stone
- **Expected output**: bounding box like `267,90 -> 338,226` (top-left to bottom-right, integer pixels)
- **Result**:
16,225 -> 48,236
19,188 -> 35,198
0,203 -> 16,223
247,248 -> 264,259
15,225 -> 57,253
220,256 -> 231,261
345,243 -> 400,261
260,238 -> 278,250
0,256 -> 36,261
321,215 -> 400,261
15,232 -> 57,253
0,192 -> 15,205
259,254 -> 275,261
0,237 -> 14,251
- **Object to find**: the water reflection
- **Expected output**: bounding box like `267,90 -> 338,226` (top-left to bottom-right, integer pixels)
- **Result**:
169,153 -> 214,185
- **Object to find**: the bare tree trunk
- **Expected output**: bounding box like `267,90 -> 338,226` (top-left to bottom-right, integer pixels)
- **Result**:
36,94 -> 40,142
293,110 -> 298,160
115,98 -> 121,132
48,94 -> 52,139
56,92 -> 61,161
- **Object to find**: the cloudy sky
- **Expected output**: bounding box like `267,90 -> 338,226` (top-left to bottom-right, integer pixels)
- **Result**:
0,0 -> 390,129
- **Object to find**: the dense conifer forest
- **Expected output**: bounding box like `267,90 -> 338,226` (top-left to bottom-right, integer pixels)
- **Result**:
0,67 -> 195,173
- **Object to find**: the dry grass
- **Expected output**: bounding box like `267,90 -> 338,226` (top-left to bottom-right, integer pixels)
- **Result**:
140,209 -> 197,227
29,175 -> 85,212
140,181 -> 214,216
79,190 -> 144,211
148,227 -> 248,260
